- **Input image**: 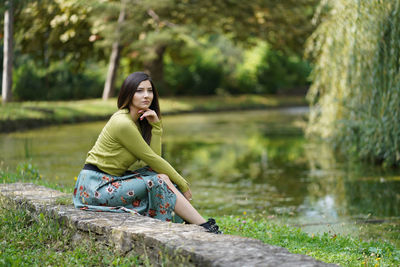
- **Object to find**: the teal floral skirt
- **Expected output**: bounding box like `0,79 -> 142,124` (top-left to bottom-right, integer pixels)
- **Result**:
73,166 -> 182,222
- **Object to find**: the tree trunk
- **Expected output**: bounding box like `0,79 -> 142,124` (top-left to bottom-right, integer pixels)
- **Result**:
102,0 -> 126,100
102,42 -> 122,100
143,45 -> 167,95
2,0 -> 14,103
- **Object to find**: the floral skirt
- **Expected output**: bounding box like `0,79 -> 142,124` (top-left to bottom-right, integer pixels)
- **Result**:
73,166 -> 182,222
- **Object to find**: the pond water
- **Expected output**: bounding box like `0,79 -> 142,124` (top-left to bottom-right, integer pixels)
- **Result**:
1,108 -> 399,246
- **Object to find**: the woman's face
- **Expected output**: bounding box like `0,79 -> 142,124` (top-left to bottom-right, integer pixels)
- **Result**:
131,80 -> 153,110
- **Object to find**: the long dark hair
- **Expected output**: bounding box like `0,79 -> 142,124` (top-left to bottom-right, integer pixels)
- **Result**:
117,72 -> 161,145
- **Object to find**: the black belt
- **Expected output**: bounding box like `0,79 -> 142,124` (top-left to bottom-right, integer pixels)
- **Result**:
83,163 -> 134,176
83,163 -> 111,175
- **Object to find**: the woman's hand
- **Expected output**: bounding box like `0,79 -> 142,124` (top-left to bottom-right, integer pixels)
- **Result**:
138,109 -> 160,124
183,189 -> 192,201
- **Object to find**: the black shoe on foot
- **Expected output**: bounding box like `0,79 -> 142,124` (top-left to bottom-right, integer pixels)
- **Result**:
200,218 -> 222,234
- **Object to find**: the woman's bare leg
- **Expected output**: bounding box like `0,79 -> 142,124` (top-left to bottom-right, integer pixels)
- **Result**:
158,174 -> 206,225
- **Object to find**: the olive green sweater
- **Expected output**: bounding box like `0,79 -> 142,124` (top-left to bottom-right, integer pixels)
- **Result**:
86,109 -> 189,193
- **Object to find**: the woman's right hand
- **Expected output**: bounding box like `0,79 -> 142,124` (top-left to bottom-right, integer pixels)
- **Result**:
138,109 -> 160,124
183,189 -> 192,201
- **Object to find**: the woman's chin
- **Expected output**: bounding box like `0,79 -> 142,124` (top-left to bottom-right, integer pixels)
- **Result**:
134,104 -> 149,109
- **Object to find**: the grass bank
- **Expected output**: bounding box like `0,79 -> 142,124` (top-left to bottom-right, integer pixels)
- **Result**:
0,94 -> 306,132
1,164 -> 399,266
0,201 -> 145,266
215,215 -> 399,267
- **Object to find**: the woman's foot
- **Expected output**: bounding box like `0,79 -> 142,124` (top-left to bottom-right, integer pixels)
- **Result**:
200,218 -> 222,234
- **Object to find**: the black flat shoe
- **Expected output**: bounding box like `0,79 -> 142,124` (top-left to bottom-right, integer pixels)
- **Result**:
200,218 -> 222,234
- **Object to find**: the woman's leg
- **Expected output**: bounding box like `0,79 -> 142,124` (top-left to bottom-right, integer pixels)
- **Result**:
158,174 -> 206,225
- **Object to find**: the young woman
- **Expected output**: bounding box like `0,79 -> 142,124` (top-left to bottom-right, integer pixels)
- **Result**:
73,71 -> 221,234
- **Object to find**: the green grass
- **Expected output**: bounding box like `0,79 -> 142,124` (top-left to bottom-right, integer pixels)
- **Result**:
0,98 -> 117,121
0,162 -> 72,194
159,94 -> 306,113
0,94 -> 306,121
215,214 -> 400,267
0,199 -> 144,266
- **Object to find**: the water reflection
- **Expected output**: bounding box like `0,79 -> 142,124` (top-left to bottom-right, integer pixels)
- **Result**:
165,133 -> 400,217
0,108 -> 399,245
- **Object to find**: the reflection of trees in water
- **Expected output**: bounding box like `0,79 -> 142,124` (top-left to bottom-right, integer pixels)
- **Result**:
304,141 -> 400,217
167,133 -> 307,180
164,122 -> 400,218
344,180 -> 400,217
164,133 -> 312,212
303,141 -> 347,215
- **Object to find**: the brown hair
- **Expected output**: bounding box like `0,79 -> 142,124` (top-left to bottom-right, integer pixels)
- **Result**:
117,72 -> 161,145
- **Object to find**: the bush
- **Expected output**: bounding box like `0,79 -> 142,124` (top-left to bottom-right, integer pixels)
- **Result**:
164,50 -> 223,95
165,41 -> 310,96
13,57 -> 104,101
12,58 -> 46,100
256,50 -> 311,94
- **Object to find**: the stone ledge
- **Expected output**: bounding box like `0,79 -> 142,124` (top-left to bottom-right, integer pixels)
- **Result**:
0,183 -> 337,267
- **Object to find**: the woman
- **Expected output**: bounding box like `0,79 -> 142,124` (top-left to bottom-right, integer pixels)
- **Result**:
73,72 -> 221,234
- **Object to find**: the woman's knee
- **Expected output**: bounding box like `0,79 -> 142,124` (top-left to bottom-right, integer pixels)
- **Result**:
158,174 -> 171,183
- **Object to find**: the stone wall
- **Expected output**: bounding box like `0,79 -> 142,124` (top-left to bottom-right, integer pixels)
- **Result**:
0,183 -> 337,267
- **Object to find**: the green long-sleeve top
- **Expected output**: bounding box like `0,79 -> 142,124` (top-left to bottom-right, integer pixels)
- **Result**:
85,109 -> 189,193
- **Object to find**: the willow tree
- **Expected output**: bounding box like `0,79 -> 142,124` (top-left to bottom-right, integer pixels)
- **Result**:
306,0 -> 400,166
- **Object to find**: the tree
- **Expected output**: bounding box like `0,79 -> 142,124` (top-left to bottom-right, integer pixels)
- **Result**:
89,0 -> 184,98
2,0 -> 14,103
102,0 -> 126,100
306,0 -> 400,166
94,0 -> 320,99
165,0 -> 319,54
14,0 -> 95,70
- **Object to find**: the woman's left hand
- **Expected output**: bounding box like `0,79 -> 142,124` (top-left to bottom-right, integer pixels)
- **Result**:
138,109 -> 160,124
183,189 -> 192,201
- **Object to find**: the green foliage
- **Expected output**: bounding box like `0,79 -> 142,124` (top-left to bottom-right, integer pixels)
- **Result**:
5,0 -> 319,99
256,50 -> 311,94
164,44 -> 223,95
14,0 -> 95,68
83,0 -> 319,95
216,214 -> 400,266
306,0 -> 400,166
13,57 -> 104,100
165,38 -> 311,95
12,59 -> 44,100
167,0 -> 320,54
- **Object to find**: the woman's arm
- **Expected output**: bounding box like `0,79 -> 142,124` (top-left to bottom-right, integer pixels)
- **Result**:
112,117 -> 189,193
131,121 -> 162,169
138,108 -> 162,156
149,120 -> 162,156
